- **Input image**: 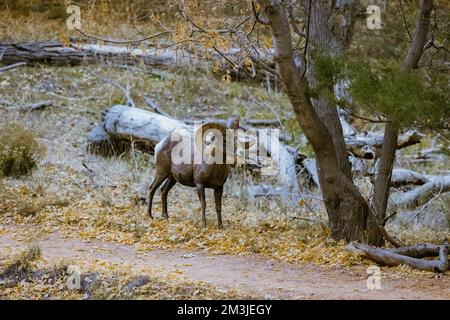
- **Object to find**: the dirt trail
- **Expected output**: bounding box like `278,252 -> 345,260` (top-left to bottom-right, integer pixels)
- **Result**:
0,224 -> 448,299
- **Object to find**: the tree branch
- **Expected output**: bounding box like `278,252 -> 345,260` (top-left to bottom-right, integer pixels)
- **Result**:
75,29 -> 172,45
0,61 -> 26,72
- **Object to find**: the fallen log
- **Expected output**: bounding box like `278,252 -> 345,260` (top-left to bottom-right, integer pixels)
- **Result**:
344,130 -> 422,159
0,40 -> 273,81
0,41 -> 198,67
390,168 -> 432,186
87,105 -> 300,200
142,98 -> 294,143
387,244 -> 444,259
0,99 -> 54,111
350,243 -> 448,272
390,175 -> 450,207
367,168 -> 434,187
302,159 -> 320,188
398,147 -> 446,163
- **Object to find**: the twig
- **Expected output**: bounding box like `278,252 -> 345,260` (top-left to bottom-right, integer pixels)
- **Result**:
90,71 -> 135,108
407,180 -> 445,224
142,96 -> 172,118
251,1 -> 269,25
287,0 -> 308,38
301,0 -> 312,79
232,15 -> 252,31
0,99 -> 54,111
366,198 -> 404,248
379,225 -> 404,248
75,29 -> 172,45
180,0 -> 207,32
0,62 -> 27,72
341,108 -> 389,123
46,92 -> 101,102
212,46 -> 256,78
399,0 -> 412,40
244,87 -> 285,129
289,216 -> 317,223
382,211 -> 398,225
243,118 -> 280,126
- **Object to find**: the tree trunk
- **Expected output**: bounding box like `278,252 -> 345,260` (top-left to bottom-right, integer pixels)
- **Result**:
369,0 -> 433,244
368,122 -> 399,245
257,0 -> 368,242
306,0 -> 356,180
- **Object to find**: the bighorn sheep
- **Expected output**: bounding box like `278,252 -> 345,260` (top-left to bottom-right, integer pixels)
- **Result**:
146,115 -> 246,228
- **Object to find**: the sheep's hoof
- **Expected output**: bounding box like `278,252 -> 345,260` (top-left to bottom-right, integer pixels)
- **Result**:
162,215 -> 169,219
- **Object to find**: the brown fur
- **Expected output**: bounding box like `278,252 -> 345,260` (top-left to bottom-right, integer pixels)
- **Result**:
146,115 -> 240,228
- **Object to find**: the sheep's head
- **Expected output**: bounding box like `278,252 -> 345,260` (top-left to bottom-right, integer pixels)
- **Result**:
194,114 -> 254,164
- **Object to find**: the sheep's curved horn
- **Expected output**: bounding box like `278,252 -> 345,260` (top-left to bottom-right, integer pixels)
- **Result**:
237,136 -> 256,149
194,122 -> 227,154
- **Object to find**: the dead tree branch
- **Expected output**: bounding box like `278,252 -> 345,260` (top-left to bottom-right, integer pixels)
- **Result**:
351,243 -> 448,272
0,62 -> 27,72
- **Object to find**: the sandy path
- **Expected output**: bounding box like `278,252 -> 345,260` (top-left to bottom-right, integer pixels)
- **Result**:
0,224 -> 448,299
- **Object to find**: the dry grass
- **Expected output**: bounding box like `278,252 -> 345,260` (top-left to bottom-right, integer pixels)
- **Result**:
0,250 -> 249,300
0,123 -> 45,178
0,243 -> 41,286
0,0 -> 167,42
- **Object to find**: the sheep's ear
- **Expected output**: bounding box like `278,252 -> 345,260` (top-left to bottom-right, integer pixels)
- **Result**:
227,113 -> 240,129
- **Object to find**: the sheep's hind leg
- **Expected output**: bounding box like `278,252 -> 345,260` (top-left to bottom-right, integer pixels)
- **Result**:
160,176 -> 176,219
146,173 -> 168,218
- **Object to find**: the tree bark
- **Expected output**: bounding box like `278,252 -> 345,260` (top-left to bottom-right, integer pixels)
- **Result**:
0,41 -> 200,67
305,0 -> 356,180
257,0 -> 368,242
369,0 -> 433,244
351,243 -> 448,273
368,122 -> 399,245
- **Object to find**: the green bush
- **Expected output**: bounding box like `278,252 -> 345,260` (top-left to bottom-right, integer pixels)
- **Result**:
0,124 -> 45,178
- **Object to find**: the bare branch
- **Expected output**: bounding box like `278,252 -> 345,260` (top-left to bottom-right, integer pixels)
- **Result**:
340,108 -> 389,124
351,243 -> 448,272
75,29 -> 172,45
90,72 -> 136,108
399,0 -> 412,40
252,1 -> 270,25
287,0 -> 308,38
0,99 -> 54,111
142,96 -> 172,118
0,61 -> 26,72
301,0 -> 312,78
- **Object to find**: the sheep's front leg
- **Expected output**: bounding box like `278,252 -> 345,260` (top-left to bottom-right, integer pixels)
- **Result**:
196,184 -> 207,228
214,186 -> 223,228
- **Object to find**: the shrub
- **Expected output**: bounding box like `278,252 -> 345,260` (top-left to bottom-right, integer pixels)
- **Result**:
0,243 -> 41,284
0,123 -> 45,178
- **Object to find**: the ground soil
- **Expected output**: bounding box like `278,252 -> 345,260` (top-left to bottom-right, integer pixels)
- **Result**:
1,224 -> 448,300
